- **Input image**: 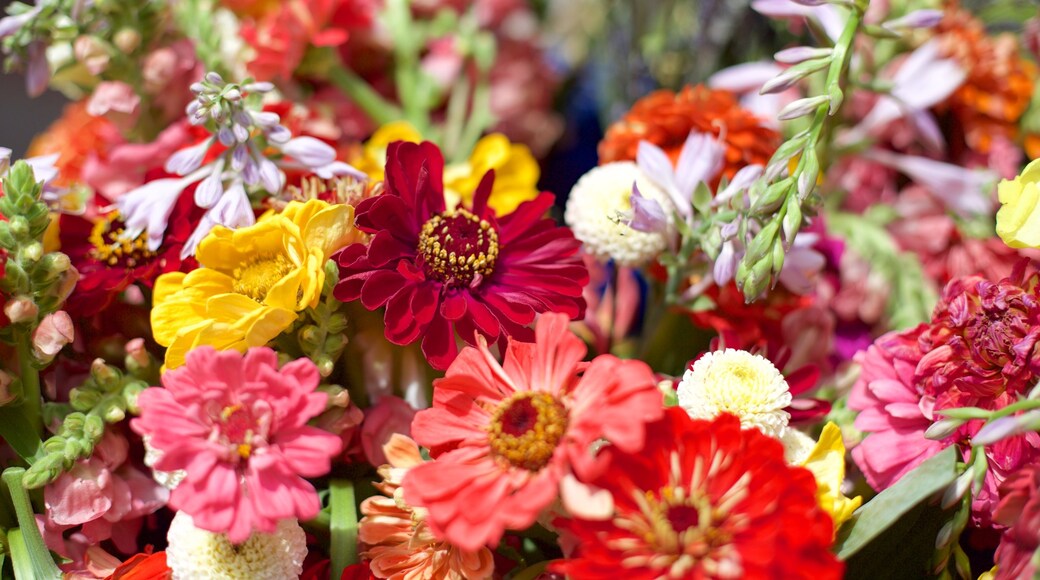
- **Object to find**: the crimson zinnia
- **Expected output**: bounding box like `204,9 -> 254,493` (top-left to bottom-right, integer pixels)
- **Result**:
335,141 -> 587,369
551,409 -> 842,580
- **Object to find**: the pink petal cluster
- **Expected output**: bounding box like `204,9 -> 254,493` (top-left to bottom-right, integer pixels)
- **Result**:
41,431 -> 168,566
850,266 -> 1040,526
993,464 -> 1040,579
402,313 -> 664,552
131,347 -> 342,543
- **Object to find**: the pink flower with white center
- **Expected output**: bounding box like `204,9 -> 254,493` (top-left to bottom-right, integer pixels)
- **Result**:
131,346 -> 341,543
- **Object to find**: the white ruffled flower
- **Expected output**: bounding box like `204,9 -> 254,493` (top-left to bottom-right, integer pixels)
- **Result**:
166,512 -> 307,580
677,348 -> 792,438
780,427 -> 817,464
564,162 -> 670,267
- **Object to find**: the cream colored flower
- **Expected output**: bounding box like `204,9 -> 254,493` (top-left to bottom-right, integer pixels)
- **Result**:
165,512 -> 306,580
564,162 -> 670,267
676,348 -> 792,437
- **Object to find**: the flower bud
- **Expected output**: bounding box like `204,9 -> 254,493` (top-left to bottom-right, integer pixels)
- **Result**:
32,311 -> 74,362
113,29 -> 141,53
4,296 -> 38,324
90,358 -> 121,385
73,35 -> 110,75
70,387 -> 102,411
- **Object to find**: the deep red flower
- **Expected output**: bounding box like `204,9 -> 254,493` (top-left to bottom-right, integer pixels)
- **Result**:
551,409 -> 842,580
335,141 -> 587,369
59,187 -> 201,317
994,464 -> 1040,579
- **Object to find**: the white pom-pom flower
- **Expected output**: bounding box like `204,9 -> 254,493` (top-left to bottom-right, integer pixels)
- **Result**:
676,348 -> 792,438
166,511 -> 307,580
564,161 -> 671,267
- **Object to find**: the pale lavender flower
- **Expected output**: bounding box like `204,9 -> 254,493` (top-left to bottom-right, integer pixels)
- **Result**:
774,46 -> 834,64
751,0 -> 844,41
777,232 -> 826,295
165,138 -> 213,175
715,165 -> 764,205
881,9 -> 943,32
194,160 -> 225,209
636,132 -> 725,223
0,2 -> 42,38
864,149 -> 996,218
24,40 -> 48,97
627,182 -> 669,234
118,170 -> 209,250
281,137 -> 336,167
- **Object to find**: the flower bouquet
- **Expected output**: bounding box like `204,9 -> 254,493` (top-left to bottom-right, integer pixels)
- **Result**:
0,0 -> 1039,578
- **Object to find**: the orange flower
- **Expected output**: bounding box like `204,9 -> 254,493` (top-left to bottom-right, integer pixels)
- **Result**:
28,100 -> 119,188
598,85 -> 780,180
934,6 -> 1037,154
359,435 -> 494,580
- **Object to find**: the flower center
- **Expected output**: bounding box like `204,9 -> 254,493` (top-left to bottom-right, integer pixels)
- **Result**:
232,254 -> 294,302
88,212 -> 156,268
219,405 -> 258,460
487,392 -> 568,471
417,208 -> 499,287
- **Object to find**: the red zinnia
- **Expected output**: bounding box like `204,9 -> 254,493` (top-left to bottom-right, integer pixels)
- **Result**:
335,141 -> 587,369
551,409 -> 843,580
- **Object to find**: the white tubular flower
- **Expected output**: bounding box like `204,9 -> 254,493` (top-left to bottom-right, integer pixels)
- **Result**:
564,162 -> 671,267
166,511 -> 307,580
677,348 -> 792,438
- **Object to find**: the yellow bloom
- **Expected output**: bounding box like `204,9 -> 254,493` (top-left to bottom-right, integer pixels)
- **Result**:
801,422 -> 863,535
151,199 -> 354,368
996,157 -> 1040,249
352,122 -> 541,215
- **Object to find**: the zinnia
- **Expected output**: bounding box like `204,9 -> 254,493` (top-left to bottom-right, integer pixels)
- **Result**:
850,265 -> 1040,525
401,313 -> 663,551
152,198 -> 353,368
550,409 -> 843,580
131,347 -> 341,543
359,434 -> 494,580
335,141 -> 587,370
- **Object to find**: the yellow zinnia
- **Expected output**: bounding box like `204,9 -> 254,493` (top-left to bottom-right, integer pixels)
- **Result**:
151,199 -> 354,368
801,422 -> 863,536
996,157 -> 1040,249
351,122 -> 540,215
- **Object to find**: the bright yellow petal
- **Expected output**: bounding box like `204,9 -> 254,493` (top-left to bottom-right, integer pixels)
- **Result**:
801,422 -> 863,535
197,220 -> 298,273
161,319 -> 215,369
284,199 -> 356,259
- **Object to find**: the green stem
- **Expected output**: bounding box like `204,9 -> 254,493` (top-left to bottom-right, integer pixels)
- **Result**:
329,479 -> 358,580
326,62 -> 403,127
442,74 -> 473,162
455,73 -> 495,161
15,336 -> 40,438
2,468 -> 60,580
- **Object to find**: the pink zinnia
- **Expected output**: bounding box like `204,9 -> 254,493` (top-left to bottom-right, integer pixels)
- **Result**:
401,313 -> 663,551
334,140 -> 588,370
131,347 -> 341,543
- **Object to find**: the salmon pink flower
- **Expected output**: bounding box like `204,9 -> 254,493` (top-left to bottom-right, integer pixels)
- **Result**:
335,141 -> 587,370
550,409 -> 843,580
401,313 -> 663,551
131,347 -> 341,543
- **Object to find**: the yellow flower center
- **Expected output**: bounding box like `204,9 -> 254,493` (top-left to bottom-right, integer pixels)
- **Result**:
487,392 -> 568,471
88,211 -> 156,267
417,208 -> 499,287
232,254 -> 294,302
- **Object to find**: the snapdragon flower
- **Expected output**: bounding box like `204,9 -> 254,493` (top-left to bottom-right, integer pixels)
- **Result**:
115,72 -> 366,258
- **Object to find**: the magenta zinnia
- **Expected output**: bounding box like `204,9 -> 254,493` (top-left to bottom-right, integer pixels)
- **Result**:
550,409 -> 843,580
401,313 -> 663,551
334,141 -> 588,370
131,347 -> 341,543
850,265 -> 1040,525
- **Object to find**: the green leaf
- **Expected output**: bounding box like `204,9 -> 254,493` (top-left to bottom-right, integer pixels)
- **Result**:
0,407 -> 42,461
509,561 -> 549,580
692,182 -> 712,216
3,469 -> 61,579
835,446 -> 959,560
328,478 -> 358,580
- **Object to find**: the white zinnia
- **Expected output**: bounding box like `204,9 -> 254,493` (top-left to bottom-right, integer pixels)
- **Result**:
677,348 -> 792,438
166,512 -> 307,580
564,161 -> 670,267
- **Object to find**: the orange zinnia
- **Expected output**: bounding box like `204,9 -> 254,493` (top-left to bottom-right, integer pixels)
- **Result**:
934,5 -> 1037,155
598,85 -> 780,180
28,100 -> 118,187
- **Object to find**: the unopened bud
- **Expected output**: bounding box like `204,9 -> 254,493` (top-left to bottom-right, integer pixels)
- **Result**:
4,296 -> 38,324
32,311 -> 74,362
925,417 -> 963,440
112,29 -> 141,53
102,403 -> 126,423
122,382 -> 146,414
22,241 -> 42,262
73,35 -> 110,75
90,358 -> 120,385
70,388 -> 102,411
125,338 -> 151,370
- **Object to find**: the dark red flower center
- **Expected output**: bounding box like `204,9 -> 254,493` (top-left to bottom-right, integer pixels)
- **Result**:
417,208 -> 499,287
666,504 -> 701,532
88,212 -> 156,268
487,392 -> 568,471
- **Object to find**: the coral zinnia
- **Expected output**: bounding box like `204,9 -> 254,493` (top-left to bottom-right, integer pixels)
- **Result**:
131,347 -> 342,543
598,85 -> 780,180
401,313 -> 663,551
359,434 -> 494,580
850,265 -> 1040,526
152,198 -> 353,368
335,141 -> 587,370
551,409 -> 843,580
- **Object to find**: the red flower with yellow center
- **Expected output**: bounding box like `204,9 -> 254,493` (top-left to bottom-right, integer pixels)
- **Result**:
334,141 -> 587,370
552,409 -> 843,580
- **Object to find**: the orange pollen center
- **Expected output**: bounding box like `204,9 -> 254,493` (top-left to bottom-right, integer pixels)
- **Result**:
487,392 -> 568,471
88,212 -> 156,268
417,208 -> 499,287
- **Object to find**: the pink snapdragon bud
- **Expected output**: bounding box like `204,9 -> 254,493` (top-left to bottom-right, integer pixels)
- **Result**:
73,35 -> 110,75
4,296 -> 38,324
32,311 -> 74,363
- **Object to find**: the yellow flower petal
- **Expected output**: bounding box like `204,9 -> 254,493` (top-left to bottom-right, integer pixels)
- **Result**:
996,158 -> 1040,249
801,422 -> 863,535
285,199 -> 355,259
